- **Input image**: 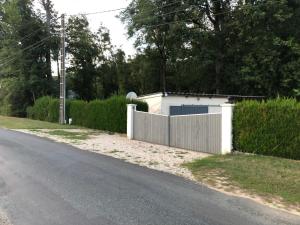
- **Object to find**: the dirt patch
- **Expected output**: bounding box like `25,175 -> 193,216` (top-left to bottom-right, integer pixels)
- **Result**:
15,129 -> 209,179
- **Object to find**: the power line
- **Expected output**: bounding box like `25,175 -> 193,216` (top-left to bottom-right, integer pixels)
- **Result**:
0,38 -> 51,67
79,7 -> 126,16
5,15 -> 62,45
0,1 -> 263,67
69,1 -> 259,31
0,15 -> 62,66
18,18 -> 60,43
71,0 -> 185,17
142,19 -> 190,29
67,8 -> 193,36
0,35 -> 52,66
75,0 -> 242,18
137,2 -> 265,29
0,40 -> 51,67
0,35 -> 53,64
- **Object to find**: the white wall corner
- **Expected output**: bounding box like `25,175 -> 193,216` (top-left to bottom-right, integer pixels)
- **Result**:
221,104 -> 235,154
127,104 -> 137,140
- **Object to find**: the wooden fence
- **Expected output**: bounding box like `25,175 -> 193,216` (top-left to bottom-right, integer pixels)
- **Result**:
133,111 -> 169,146
132,111 -> 222,154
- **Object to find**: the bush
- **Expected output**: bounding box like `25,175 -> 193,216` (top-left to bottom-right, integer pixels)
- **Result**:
27,96 -> 72,123
69,100 -> 87,126
47,98 -> 60,122
69,96 -> 148,133
28,96 -> 52,121
233,99 -> 300,160
26,106 -> 34,119
28,95 -> 148,133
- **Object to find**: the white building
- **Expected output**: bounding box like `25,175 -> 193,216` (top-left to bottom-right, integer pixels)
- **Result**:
137,92 -> 263,115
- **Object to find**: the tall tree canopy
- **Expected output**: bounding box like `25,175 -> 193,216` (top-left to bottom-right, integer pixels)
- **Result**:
121,0 -> 300,97
0,0 -> 55,116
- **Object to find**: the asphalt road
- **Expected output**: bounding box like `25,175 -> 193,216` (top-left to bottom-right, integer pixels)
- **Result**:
0,129 -> 299,225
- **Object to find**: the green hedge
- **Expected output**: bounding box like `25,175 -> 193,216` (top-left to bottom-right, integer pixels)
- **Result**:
27,96 -> 148,133
69,100 -> 87,126
29,96 -> 52,121
78,96 -> 148,133
27,96 -> 64,123
233,99 -> 300,160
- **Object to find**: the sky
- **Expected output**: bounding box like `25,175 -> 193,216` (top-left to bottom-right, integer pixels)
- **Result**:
35,0 -> 136,56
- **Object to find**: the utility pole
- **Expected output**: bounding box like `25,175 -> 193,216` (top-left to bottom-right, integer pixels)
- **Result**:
59,14 -> 66,124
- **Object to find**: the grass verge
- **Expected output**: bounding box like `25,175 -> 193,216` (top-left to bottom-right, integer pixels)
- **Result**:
0,116 -> 78,129
183,154 -> 300,206
47,130 -> 89,140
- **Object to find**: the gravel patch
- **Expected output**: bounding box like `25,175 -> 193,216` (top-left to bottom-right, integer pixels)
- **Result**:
0,211 -> 11,225
15,129 -> 209,180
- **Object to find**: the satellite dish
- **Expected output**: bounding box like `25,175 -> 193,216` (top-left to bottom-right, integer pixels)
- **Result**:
126,92 -> 138,101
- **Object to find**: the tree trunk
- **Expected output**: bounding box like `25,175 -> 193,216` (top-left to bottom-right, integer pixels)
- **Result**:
204,0 -> 226,94
161,57 -> 167,93
42,0 -> 52,80
159,34 -> 167,93
215,53 -> 223,94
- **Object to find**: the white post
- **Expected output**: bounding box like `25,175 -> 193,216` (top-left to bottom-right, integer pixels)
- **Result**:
221,104 -> 234,154
127,104 -> 137,140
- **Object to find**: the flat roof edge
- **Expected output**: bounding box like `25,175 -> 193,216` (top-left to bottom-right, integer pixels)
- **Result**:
137,92 -> 265,100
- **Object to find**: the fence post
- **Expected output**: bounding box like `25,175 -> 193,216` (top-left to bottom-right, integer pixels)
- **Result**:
127,104 -> 137,140
167,115 -> 171,147
221,104 -> 235,154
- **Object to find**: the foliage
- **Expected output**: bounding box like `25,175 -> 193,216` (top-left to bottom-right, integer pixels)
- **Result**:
69,100 -> 87,126
77,96 -> 147,133
66,16 -> 101,101
233,99 -> 300,160
69,96 -> 148,133
0,78 -> 14,115
121,0 -> 300,97
47,98 -> 60,122
27,96 -> 52,121
0,0 -> 58,116
28,96 -> 148,133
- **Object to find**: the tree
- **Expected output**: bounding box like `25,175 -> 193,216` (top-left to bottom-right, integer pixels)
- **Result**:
66,16 -> 99,100
121,0 -> 300,97
66,16 -> 117,100
113,49 -> 130,95
0,0 -> 54,116
121,0 -> 187,92
226,0 -> 300,97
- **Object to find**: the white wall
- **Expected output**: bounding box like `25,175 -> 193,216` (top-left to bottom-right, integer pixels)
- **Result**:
209,105 -> 222,114
221,104 -> 234,154
161,96 -> 228,115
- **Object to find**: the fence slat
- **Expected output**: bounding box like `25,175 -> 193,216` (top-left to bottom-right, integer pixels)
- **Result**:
133,111 -> 169,146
